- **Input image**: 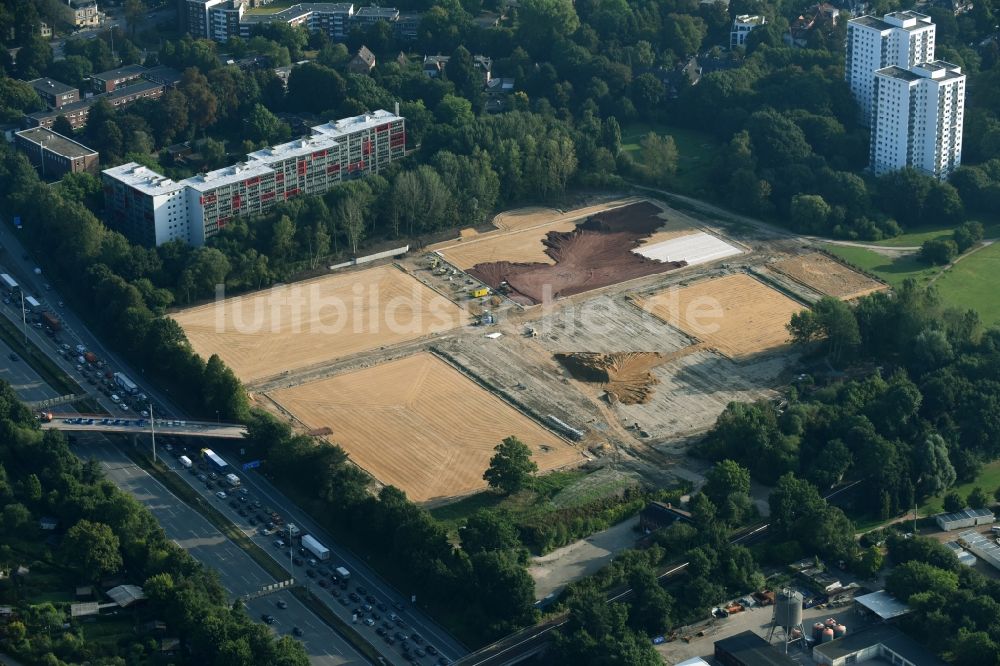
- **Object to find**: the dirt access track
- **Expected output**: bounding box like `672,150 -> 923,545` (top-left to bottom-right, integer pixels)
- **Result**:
770,252 -> 888,300
172,265 -> 468,385
266,353 -> 583,503
638,273 -> 805,360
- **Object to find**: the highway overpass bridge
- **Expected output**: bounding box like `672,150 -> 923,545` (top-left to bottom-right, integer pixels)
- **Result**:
42,415 -> 247,439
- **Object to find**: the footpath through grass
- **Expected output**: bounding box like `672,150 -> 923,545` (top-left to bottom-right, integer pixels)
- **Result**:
124,448 -> 384,663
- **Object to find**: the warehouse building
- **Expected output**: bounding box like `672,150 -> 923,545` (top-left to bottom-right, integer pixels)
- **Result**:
853,590 -> 911,622
935,507 -> 994,531
14,127 -> 98,179
958,529 -> 1000,571
103,109 -> 405,246
944,541 -> 978,567
812,624 -> 945,666
713,631 -> 797,666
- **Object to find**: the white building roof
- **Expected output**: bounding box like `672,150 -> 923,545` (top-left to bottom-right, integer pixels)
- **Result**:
854,590 -> 910,620
247,134 -> 341,165
184,161 -> 276,192
959,530 -> 1000,569
106,584 -> 146,607
311,109 -> 402,139
103,163 -> 185,196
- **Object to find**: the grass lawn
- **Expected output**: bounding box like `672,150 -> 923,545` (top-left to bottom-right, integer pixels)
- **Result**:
871,217 -> 1000,248
933,241 -> 1000,327
621,122 -> 722,196
822,244 -> 943,288
921,460 -> 1000,515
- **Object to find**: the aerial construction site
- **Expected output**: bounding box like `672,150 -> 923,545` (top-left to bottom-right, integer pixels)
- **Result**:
172,196 -> 887,503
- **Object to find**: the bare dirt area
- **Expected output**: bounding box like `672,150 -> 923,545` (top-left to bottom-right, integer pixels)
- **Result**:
638,273 -> 805,360
529,515 -> 641,600
434,200 -> 641,269
172,265 -> 468,385
614,351 -> 783,442
771,252 -> 889,300
555,352 -> 664,404
266,352 -> 583,503
467,201 -> 688,304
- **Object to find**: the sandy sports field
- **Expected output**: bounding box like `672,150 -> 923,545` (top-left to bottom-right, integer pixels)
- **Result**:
771,252 -> 888,300
639,274 -> 805,359
435,199 -> 644,269
267,353 -> 580,503
172,266 -> 468,384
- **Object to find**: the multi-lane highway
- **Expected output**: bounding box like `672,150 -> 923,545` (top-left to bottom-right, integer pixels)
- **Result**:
75,434 -> 367,666
43,416 -> 247,439
0,226 -> 466,665
0,337 -> 59,403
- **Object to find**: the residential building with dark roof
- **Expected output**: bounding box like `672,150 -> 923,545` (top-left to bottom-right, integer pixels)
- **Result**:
348,46 -> 376,74
15,128 -> 99,179
29,78 -> 79,110
92,64 -> 148,94
25,81 -> 165,131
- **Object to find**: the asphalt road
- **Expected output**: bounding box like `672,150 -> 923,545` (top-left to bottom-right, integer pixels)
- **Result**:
0,228 -> 465,664
73,434 -> 369,666
0,334 -> 58,403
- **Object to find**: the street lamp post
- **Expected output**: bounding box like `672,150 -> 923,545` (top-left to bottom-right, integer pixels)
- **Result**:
149,402 -> 156,463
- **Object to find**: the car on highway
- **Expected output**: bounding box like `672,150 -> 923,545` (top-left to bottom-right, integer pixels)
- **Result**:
261,614 -> 276,625
292,557 -> 303,566
364,617 -> 375,626
276,600 -> 287,609
273,539 -> 285,548
8,353 -> 16,361
349,592 -> 360,602
292,627 -> 303,637
426,645 -> 438,656
215,491 -> 227,499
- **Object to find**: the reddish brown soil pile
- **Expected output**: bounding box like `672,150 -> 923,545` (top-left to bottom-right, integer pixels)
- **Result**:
555,352 -> 663,404
468,202 -> 684,304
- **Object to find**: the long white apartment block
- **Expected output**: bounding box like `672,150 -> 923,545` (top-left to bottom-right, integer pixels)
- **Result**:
846,11 -> 935,126
871,61 -> 965,179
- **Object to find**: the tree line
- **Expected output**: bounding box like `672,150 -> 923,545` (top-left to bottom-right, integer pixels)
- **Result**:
0,381 -> 309,665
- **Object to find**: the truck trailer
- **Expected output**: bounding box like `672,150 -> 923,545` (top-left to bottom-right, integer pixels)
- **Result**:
201,448 -> 227,471
41,312 -> 61,331
114,372 -> 138,394
301,534 -> 330,561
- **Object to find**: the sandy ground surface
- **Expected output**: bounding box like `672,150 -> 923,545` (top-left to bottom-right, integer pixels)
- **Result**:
771,252 -> 888,300
266,353 -> 583,503
528,517 -> 641,600
172,266 -> 468,385
434,199 -> 645,269
639,274 -> 805,359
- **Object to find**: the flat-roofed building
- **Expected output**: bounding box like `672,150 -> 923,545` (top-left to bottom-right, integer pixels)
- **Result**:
92,64 -> 147,94
103,109 -> 405,246
14,127 -> 98,178
935,507 -> 994,531
29,78 -> 79,110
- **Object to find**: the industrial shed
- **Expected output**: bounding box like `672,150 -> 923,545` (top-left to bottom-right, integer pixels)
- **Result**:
853,590 -> 910,621
944,541 -> 978,567
935,507 -> 994,531
959,530 -> 1000,571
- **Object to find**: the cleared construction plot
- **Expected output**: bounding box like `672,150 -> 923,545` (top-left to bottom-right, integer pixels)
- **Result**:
771,252 -> 888,300
436,201 -> 640,269
614,351 -> 782,441
633,231 -> 743,266
639,274 -> 804,359
267,353 -> 581,503
173,266 -> 468,384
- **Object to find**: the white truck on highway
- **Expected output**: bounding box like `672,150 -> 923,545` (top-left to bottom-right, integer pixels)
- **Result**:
302,534 -> 330,561
335,566 -> 350,580
114,372 -> 138,394
224,473 -> 240,487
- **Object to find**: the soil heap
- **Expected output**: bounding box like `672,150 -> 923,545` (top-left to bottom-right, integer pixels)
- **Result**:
555,352 -> 663,404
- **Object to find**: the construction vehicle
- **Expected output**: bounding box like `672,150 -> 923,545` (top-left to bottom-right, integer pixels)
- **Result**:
525,327 -> 537,337
470,287 -> 490,298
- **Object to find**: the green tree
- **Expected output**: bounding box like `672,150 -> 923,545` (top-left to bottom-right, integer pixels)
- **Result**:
483,436 -> 538,494
247,103 -> 290,144
62,520 -> 123,580
703,459 -> 751,505
787,297 -> 860,361
627,565 -> 673,635
915,434 -> 957,497
180,67 -> 218,131
919,238 -> 958,265
857,546 -> 884,579
790,194 -> 832,233
663,14 -> 707,56
517,0 -> 580,52
636,133 -> 678,185
886,560 -> 959,601
967,486 -> 990,509
461,509 -> 520,554
952,221 -> 984,253
942,490 -> 964,513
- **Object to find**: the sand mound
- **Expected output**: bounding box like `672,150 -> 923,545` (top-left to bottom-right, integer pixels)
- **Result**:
556,352 -> 663,404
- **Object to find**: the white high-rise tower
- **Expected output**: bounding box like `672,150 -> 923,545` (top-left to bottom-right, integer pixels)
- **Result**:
870,61 -> 965,179
846,11 -> 935,126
